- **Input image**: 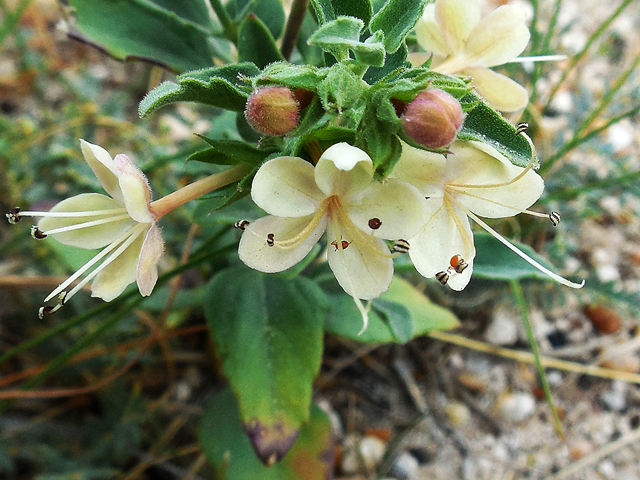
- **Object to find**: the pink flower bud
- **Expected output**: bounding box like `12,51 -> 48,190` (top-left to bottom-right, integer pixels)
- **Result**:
401,89 -> 464,149
245,86 -> 300,136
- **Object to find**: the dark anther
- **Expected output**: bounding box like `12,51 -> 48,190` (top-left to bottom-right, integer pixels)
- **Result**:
6,207 -> 21,224
516,122 -> 529,135
37,292 -> 66,320
436,271 -> 449,285
266,233 -> 275,247
391,239 -> 410,254
30,226 -> 47,239
549,211 -> 560,227
368,217 -> 382,230
234,219 -> 250,230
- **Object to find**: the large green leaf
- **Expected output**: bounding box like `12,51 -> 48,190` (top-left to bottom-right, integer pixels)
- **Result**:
188,137 -> 277,166
66,0 -> 215,73
237,14 -> 284,69
325,276 -> 460,343
458,92 -> 536,168
205,268 -> 327,464
473,231 -> 557,281
310,0 -> 374,26
369,0 -> 430,53
199,388 -> 333,478
139,63 -> 260,116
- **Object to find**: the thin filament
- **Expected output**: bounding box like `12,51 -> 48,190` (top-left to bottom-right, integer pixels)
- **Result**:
64,224 -> 147,301
271,202 -> 330,250
41,214 -> 134,235
19,208 -> 127,218
43,226 -> 139,302
465,210 -> 584,289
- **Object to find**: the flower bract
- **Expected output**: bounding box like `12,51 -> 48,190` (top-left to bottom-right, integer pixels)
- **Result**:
415,0 -> 530,112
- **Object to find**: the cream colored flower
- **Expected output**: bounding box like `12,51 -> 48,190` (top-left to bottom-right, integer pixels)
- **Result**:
9,140 -> 163,315
415,0 -> 530,112
393,140 -> 584,290
238,143 -> 427,328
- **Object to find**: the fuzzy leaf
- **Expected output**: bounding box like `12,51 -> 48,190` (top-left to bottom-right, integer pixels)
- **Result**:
458,92 -> 536,168
139,63 -> 259,116
226,0 -> 286,39
369,0 -> 430,53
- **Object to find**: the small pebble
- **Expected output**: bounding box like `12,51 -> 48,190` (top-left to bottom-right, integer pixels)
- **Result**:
484,307 -> 519,346
600,381 -> 628,412
341,435 -> 386,474
445,401 -> 471,427
584,304 -> 623,334
390,452 -> 419,480
497,392 -> 536,423
569,440 -> 593,460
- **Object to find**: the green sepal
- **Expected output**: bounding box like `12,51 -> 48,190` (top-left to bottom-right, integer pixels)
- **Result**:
66,0 -> 215,73
187,136 -> 278,166
205,268 -> 327,463
139,63 -> 259,116
308,16 -> 385,66
317,62 -> 367,114
237,14 -> 284,69
364,43 -> 409,85
458,92 -> 537,168
325,276 -> 460,344
369,0 -> 430,53
199,388 -> 333,477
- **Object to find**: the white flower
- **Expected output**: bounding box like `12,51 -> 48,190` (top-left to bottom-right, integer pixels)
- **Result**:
10,140 -> 163,315
393,140 -> 584,290
238,143 -> 427,326
415,0 -> 530,112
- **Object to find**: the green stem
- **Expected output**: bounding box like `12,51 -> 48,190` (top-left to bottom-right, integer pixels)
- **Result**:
510,280 -> 564,439
150,164 -> 251,219
543,0 -> 635,112
281,0 -> 310,61
208,0 -> 237,42
541,101 -> 640,175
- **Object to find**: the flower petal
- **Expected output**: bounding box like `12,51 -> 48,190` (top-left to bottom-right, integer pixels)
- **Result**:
326,220 -> 393,300
91,228 -> 145,301
115,154 -> 154,223
415,4 -> 452,58
344,178 -> 428,240
392,143 -> 446,197
314,143 -> 374,198
446,141 -> 544,217
435,0 -> 481,53
137,223 -> 164,296
461,67 -> 529,112
251,156 -> 324,217
37,193 -> 136,249
409,198 -> 475,291
80,140 -> 124,204
238,214 -> 327,273
463,5 -> 530,67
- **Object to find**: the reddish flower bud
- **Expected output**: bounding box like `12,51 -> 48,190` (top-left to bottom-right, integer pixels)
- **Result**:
401,89 -> 464,149
245,86 -> 299,136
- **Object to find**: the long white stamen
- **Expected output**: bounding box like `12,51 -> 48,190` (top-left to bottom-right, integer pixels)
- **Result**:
63,224 -> 147,302
507,54 -> 568,64
43,227 -> 139,302
40,214 -> 133,235
466,210 -> 584,288
18,208 -> 128,218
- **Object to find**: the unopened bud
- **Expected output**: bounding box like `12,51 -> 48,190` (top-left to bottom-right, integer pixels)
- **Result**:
401,89 -> 464,149
245,86 -> 299,136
